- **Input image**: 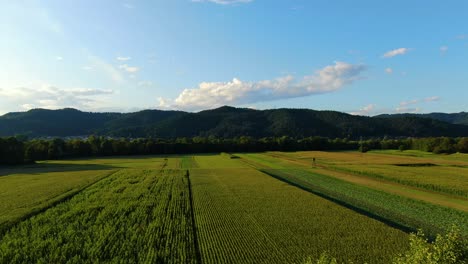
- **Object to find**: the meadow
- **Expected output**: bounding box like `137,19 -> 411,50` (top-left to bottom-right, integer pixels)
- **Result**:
0,151 -> 466,263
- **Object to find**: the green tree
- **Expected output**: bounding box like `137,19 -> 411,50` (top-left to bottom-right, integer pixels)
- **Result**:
456,138 -> 468,153
393,226 -> 467,264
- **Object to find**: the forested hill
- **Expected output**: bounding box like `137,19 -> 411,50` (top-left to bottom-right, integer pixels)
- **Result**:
376,112 -> 468,126
0,106 -> 467,138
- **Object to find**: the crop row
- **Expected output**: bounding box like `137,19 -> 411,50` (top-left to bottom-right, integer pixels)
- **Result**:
0,167 -> 114,235
0,169 -> 198,263
326,164 -> 468,198
190,166 -> 408,264
260,168 -> 468,238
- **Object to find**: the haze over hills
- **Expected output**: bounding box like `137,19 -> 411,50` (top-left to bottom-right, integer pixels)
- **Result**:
1,106 -> 467,139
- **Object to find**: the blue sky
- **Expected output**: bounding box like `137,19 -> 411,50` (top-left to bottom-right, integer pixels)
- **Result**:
0,0 -> 467,115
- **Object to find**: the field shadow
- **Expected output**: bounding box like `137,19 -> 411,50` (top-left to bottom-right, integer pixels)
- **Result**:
0,163 -> 118,177
393,163 -> 437,167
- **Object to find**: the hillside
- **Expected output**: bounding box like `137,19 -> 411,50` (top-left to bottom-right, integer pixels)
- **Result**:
0,106 -> 467,138
377,112 -> 468,126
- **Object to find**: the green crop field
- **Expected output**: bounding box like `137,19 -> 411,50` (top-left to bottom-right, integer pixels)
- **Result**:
280,150 -> 468,198
0,168 -> 197,263
0,165 -> 116,234
0,152 -> 466,263
237,153 -> 468,236
190,164 -> 407,263
244,151 -> 468,211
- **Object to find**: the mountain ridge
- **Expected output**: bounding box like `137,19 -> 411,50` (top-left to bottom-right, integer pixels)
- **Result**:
0,106 -> 467,138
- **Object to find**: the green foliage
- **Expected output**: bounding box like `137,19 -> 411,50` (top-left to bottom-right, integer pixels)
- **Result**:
305,227 -> 467,264
0,137 -> 24,165
1,107 -> 467,138
393,226 -> 467,264
456,138 -> 468,153
358,144 -> 369,153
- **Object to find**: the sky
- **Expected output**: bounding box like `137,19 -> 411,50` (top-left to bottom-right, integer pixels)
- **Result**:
1,0 -> 467,116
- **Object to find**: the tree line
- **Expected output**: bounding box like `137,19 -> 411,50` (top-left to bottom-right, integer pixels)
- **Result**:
1,136 -> 468,165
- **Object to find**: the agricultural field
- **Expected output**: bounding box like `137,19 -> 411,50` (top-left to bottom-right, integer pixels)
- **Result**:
246,151 -> 468,210
190,157 -> 407,263
238,152 -> 468,237
0,151 -> 466,263
0,164 -> 116,234
0,168 -> 197,263
284,150 -> 468,198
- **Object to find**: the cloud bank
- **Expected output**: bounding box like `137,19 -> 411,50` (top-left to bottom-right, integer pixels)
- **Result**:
0,85 -> 113,110
159,61 -> 366,111
396,96 -> 440,113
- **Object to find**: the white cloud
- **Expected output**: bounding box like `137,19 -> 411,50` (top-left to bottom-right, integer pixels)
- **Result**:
191,0 -> 253,4
350,104 -> 377,116
21,104 -> 35,110
395,96 -> 440,113
0,85 -> 114,110
382,48 -> 411,58
385,68 -> 393,74
82,66 -> 93,71
395,107 -> 420,113
159,61 -> 366,111
56,56 -> 63,61
119,64 -> 140,73
440,46 -> 448,55
116,56 -> 131,61
399,96 -> 440,107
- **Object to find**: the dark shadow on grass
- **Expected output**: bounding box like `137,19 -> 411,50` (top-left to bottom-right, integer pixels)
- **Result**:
0,163 -> 119,177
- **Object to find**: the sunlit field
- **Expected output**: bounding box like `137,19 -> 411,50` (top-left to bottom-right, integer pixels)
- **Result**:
0,151 -> 466,263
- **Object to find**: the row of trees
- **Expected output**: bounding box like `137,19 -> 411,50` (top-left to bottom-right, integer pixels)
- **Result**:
1,136 -> 467,165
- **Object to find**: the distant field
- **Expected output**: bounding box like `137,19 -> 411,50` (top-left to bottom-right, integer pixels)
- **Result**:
282,150 -> 468,198
254,151 -> 468,209
0,151 -> 466,262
